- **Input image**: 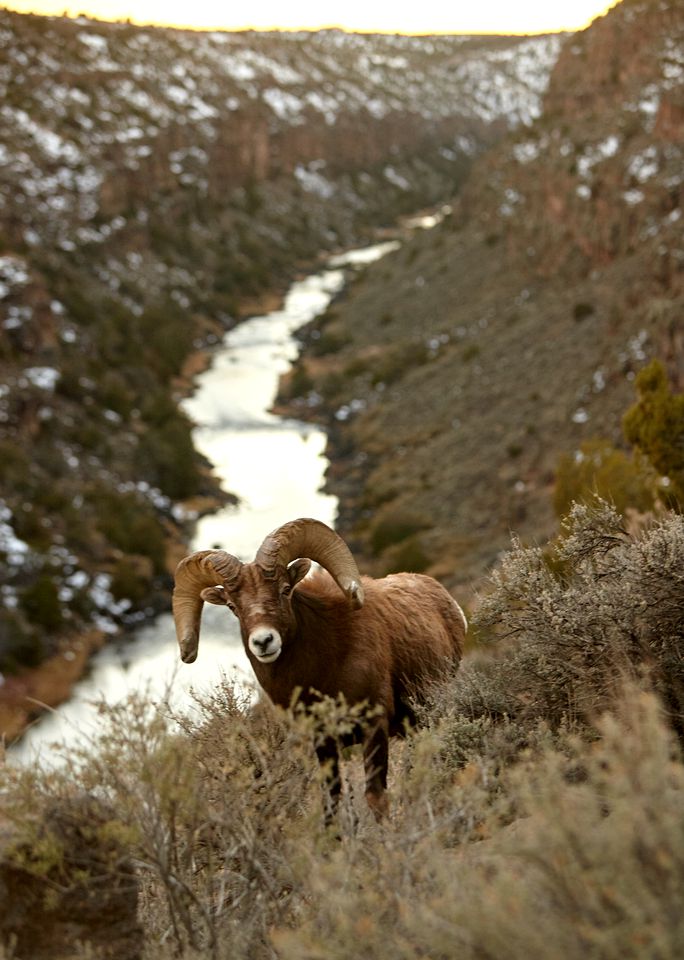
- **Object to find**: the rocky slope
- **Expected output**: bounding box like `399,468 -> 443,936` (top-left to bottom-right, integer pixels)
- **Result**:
0,10 -> 562,678
279,0 -> 683,601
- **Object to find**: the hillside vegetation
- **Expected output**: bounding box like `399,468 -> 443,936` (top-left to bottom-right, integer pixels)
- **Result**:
1,500 -> 683,958
0,10 -> 561,677
279,0 -> 683,596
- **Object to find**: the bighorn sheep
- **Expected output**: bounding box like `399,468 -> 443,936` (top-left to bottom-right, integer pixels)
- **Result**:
173,518 -> 466,820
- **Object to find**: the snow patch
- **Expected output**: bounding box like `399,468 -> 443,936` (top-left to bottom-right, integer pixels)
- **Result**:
0,501 -> 31,567
263,88 -> 305,121
24,367 -> 59,390
513,140 -> 541,164
384,166 -> 411,191
627,147 -> 659,183
78,32 -> 109,54
0,256 -> 29,297
295,162 -> 336,199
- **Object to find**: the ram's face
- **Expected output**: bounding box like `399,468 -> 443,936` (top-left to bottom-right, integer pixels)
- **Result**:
201,559 -> 311,664
173,521 -> 364,668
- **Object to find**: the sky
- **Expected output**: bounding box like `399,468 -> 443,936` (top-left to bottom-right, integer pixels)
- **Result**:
3,0 -> 621,34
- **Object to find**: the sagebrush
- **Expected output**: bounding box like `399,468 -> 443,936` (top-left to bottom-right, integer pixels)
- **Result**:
2,502 -> 684,958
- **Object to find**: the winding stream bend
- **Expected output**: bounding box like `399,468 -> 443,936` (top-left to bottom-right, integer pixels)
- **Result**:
11,240 -> 399,764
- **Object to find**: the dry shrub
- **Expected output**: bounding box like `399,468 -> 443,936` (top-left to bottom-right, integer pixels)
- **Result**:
457,499 -> 684,735
2,683 -> 684,960
64,684 -> 330,960
0,770 -> 142,960
3,499 -> 684,959
1,682 -> 383,960
275,688 -> 684,960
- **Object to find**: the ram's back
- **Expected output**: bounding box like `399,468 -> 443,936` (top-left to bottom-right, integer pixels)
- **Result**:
363,573 -> 465,686
292,568 -> 465,710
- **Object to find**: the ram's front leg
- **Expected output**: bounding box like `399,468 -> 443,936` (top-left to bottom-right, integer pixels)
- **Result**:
363,717 -> 390,821
315,736 -> 342,828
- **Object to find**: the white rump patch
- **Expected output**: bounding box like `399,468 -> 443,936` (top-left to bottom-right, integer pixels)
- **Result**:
453,600 -> 468,633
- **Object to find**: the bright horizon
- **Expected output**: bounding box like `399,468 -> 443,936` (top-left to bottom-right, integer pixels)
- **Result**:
2,0 -> 621,35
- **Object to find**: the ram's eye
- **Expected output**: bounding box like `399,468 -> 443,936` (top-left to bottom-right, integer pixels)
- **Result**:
280,584 -> 292,598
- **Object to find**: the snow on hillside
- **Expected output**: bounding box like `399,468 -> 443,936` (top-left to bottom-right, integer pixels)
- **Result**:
0,11 -> 567,658
0,11 -> 563,251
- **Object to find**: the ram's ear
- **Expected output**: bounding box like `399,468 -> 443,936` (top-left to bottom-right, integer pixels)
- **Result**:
286,558 -> 312,591
200,585 -> 230,605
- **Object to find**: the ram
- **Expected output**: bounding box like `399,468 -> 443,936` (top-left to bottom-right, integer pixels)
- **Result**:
173,518 -> 466,820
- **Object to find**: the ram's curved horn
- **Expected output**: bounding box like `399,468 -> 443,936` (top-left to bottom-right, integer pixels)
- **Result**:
255,518 -> 364,609
172,550 -> 243,662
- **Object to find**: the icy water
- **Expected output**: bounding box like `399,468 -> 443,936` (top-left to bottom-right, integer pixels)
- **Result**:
10,240 -> 399,764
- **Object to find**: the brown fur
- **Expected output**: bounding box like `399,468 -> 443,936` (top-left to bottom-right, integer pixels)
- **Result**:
209,564 -> 466,822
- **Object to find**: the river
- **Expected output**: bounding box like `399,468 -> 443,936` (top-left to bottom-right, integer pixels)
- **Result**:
10,239 -> 400,764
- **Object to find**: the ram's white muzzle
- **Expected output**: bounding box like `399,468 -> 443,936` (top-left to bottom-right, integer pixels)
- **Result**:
248,627 -> 283,663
